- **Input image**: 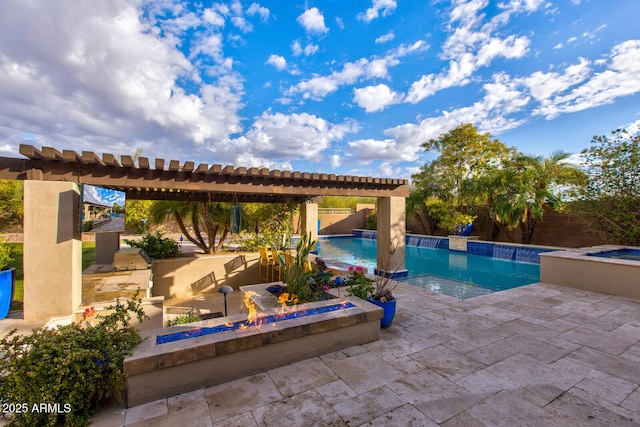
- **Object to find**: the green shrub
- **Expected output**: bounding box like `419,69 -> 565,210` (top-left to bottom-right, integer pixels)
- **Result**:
0,236 -> 13,270
82,220 -> 94,232
123,232 -> 180,259
344,268 -> 374,299
365,211 -> 377,230
165,310 -> 202,326
0,294 -> 147,426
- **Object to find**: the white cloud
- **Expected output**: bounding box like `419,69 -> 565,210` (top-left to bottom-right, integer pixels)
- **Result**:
0,0 -> 244,162
297,8 -> 329,35
227,112 -> 358,165
266,54 -> 287,70
203,8 -> 225,27
330,154 -> 342,168
247,3 -> 270,22
293,41 -> 319,57
405,0 -> 531,104
523,58 -> 591,101
375,31 -> 395,44
335,17 -> 345,29
286,41 -> 422,102
533,40 -> 640,119
358,0 -> 397,23
353,84 -> 402,112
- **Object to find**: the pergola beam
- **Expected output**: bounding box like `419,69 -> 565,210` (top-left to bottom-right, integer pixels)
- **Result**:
0,145 -> 410,202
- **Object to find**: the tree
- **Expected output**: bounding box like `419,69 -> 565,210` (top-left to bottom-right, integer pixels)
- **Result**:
570,128 -> 640,245
124,200 -> 153,233
149,201 -> 231,254
490,151 -> 582,244
0,180 -> 24,228
412,123 -> 511,232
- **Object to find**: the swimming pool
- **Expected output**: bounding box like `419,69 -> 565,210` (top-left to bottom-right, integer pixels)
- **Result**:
317,237 -> 541,299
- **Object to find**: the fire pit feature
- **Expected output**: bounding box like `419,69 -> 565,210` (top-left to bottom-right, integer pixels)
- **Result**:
156,302 -> 356,345
124,284 -> 382,407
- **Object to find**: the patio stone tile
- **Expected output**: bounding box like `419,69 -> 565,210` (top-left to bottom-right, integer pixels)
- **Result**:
464,390 -> 572,427
252,389 -> 346,427
622,388 -> 640,414
205,372 -> 282,423
545,389 -> 640,426
617,319 -> 640,339
489,318 -> 561,340
126,391 -> 213,427
441,325 -> 513,353
331,385 -> 405,425
620,343 -> 640,363
341,345 -> 368,357
212,411 -> 257,427
90,397 -> 127,427
362,330 -> 424,361
267,357 -> 337,397
558,324 -> 638,355
574,369 -> 638,405
365,403 -> 438,427
315,379 -> 357,406
388,355 -> 426,376
326,352 -> 403,394
471,353 -> 582,407
561,312 -> 628,332
564,345 -> 640,384
124,399 -> 167,426
467,305 -> 522,324
440,411 -> 486,427
455,371 -> 503,397
387,369 -> 482,424
467,334 -> 578,365
409,344 -> 487,381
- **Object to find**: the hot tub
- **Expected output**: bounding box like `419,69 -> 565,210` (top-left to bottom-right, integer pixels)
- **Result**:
540,245 -> 640,299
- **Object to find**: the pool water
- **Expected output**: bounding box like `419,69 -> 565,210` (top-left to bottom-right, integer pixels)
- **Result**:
317,238 -> 540,300
587,248 -> 640,262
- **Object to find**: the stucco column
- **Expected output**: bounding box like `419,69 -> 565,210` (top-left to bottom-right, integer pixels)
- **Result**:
300,202 -> 319,243
376,196 -> 407,278
24,181 -> 82,321
95,231 -> 120,265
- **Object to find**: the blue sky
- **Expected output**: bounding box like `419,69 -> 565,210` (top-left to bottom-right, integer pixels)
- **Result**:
83,185 -> 126,208
0,1 -> 638,179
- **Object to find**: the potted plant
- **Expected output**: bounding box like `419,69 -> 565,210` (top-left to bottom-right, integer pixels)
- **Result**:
367,240 -> 400,328
0,237 -> 15,320
271,233 -> 332,304
345,266 -> 374,299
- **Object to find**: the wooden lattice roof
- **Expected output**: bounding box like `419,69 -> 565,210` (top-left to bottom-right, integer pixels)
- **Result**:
0,145 -> 409,203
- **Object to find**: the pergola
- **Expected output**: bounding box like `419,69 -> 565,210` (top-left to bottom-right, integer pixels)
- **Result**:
0,145 -> 409,321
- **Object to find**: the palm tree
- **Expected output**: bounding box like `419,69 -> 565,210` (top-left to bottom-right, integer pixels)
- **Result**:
149,201 -> 230,253
490,151 -> 580,244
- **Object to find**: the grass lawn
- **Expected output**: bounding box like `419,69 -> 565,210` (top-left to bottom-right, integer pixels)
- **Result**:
8,241 -> 96,311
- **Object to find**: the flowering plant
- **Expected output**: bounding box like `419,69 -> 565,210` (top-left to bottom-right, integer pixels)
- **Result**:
345,266 -> 374,299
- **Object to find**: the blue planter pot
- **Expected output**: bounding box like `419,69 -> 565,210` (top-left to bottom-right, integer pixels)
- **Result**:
455,224 -> 473,236
367,297 -> 396,328
0,268 -> 16,320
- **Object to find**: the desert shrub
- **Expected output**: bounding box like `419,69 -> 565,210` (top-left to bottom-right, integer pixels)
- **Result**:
124,232 -> 180,259
0,236 -> 12,270
165,310 -> 201,326
0,294 -> 146,426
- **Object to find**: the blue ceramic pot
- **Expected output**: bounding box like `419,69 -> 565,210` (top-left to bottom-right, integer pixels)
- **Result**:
455,224 -> 473,236
366,296 -> 396,328
0,268 -> 16,320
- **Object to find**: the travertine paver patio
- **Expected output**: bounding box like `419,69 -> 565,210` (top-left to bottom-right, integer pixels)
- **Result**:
86,281 -> 640,426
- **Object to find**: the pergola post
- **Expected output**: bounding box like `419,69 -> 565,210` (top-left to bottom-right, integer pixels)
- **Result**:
376,196 -> 407,279
300,202 -> 319,243
23,181 -> 83,321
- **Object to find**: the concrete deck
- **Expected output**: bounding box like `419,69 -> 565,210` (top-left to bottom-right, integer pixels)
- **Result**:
13,281 -> 640,425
